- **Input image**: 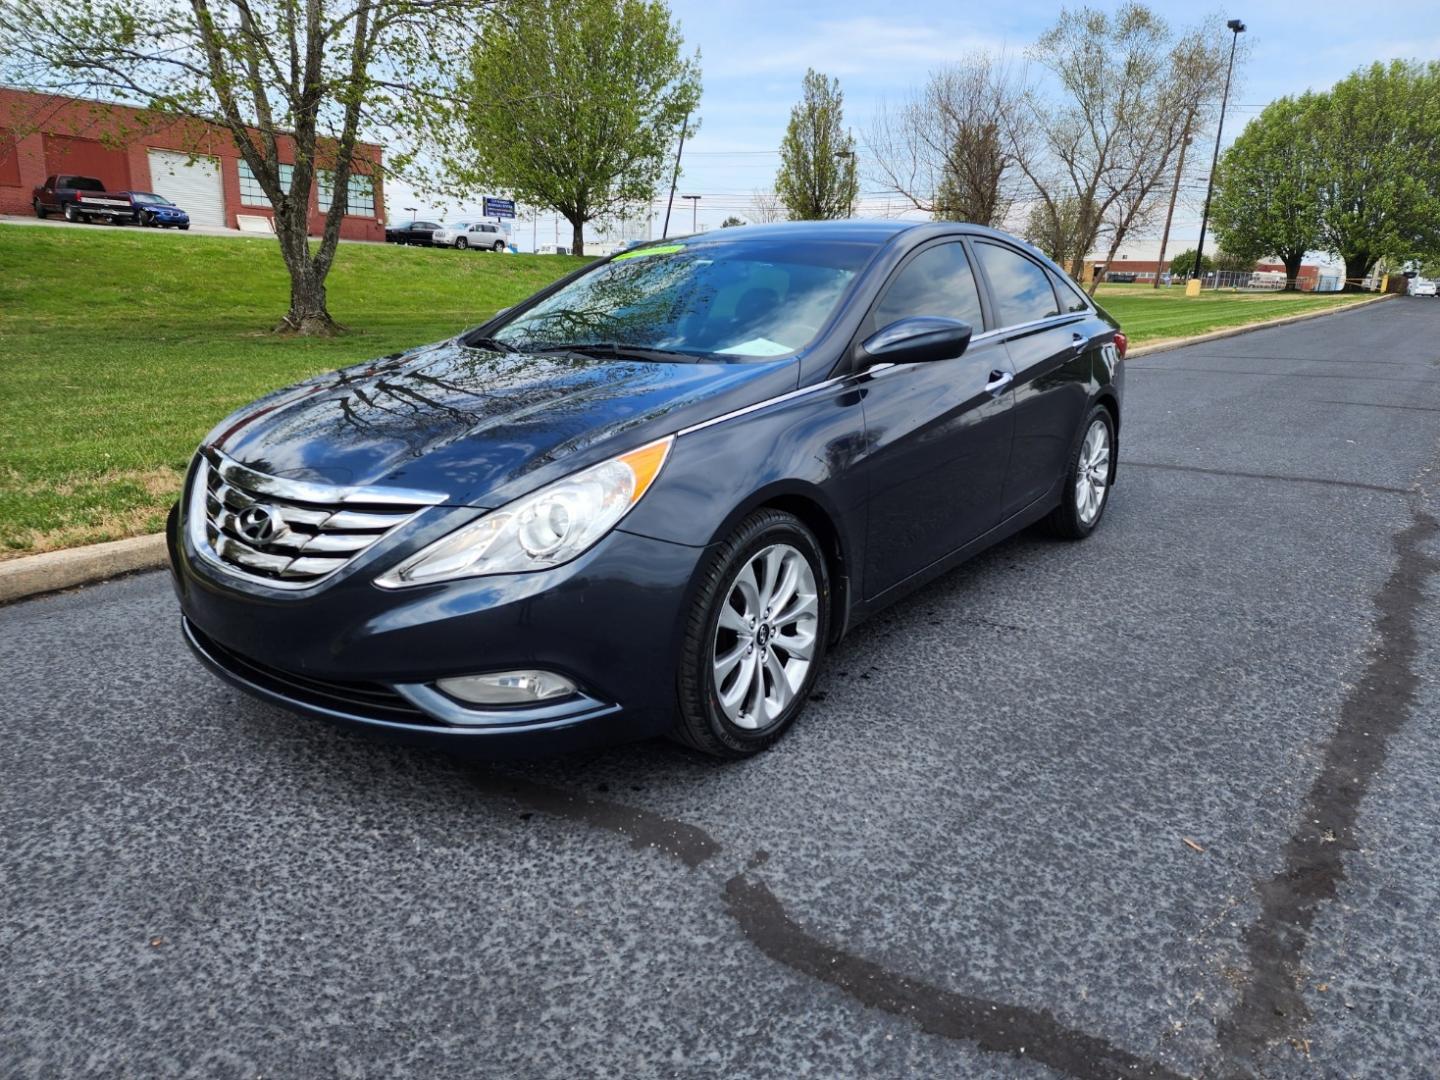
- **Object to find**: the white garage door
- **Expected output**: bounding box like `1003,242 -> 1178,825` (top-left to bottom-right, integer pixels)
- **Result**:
146,149 -> 225,228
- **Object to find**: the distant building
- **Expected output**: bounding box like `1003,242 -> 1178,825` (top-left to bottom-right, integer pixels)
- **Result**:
0,89 -> 385,241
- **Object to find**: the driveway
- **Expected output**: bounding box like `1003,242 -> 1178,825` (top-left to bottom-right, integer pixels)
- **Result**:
3,299 -> 1439,1079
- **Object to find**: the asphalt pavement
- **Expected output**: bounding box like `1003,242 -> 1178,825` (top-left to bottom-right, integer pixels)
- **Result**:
4,298 -> 1440,1079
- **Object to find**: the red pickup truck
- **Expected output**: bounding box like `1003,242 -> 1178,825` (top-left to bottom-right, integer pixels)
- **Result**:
32,175 -> 138,224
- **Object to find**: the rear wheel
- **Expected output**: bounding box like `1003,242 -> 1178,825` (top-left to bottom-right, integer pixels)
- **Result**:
673,509 -> 830,758
1046,405 -> 1115,539
63,203 -> 80,222
493,240 -> 505,252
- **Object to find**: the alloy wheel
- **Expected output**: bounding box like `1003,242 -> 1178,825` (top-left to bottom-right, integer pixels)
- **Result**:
712,543 -> 819,730
1076,418 -> 1111,525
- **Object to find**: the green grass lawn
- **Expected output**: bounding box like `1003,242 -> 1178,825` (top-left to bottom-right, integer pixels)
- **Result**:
1094,282 -> 1369,345
0,225 -> 1373,558
0,224 -> 587,557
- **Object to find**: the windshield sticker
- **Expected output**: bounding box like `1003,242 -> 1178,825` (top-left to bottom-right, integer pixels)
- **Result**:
717,338 -> 793,357
613,243 -> 684,261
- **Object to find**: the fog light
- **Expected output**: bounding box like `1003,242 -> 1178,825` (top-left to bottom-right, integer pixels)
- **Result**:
435,670 -> 576,705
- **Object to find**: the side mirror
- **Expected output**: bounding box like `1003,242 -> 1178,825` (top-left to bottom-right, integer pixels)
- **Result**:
861,316 -> 972,366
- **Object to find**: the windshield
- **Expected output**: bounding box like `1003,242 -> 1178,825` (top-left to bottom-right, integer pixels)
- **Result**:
133,193 -> 172,205
491,239 -> 874,359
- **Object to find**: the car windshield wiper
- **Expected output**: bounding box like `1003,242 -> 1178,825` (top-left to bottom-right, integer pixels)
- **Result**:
531,341 -> 704,363
465,335 -> 520,353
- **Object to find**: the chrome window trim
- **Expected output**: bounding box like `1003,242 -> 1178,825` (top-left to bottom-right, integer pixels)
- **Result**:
970,311 -> 1090,344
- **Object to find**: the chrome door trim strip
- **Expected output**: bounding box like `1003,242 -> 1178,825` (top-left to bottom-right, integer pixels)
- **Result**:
676,375 -> 853,436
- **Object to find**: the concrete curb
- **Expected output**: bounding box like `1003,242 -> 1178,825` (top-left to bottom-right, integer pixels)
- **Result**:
0,533 -> 169,606
1127,292 -> 1395,358
0,292 -> 1402,607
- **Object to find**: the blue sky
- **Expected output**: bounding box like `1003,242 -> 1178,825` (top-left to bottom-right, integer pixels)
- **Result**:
396,1 -> 1440,249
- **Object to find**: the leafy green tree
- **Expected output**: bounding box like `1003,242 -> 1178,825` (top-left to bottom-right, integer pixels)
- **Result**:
720,216 -> 746,228
1211,94 -> 1324,289
1023,195 -> 1086,270
457,0 -> 700,257
1312,61 -> 1440,288
1213,251 -> 1257,273
775,69 -> 859,220
1167,249 -> 1213,279
0,0 -> 494,334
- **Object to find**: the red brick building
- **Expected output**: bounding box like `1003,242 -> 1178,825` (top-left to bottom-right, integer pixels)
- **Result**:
1086,257 -> 1323,290
0,89 -> 386,241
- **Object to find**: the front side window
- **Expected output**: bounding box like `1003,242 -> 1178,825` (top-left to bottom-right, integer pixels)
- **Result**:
870,242 -> 984,331
237,161 -> 294,207
975,242 -> 1061,327
492,239 -> 875,360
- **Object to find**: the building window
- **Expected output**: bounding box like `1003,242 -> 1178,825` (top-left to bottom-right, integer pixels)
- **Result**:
317,169 -> 375,217
237,160 -> 293,206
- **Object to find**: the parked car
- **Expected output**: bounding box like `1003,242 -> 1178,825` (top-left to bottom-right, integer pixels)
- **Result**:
122,191 -> 191,230
385,220 -> 442,245
432,220 -> 509,251
1104,271 -> 1137,283
169,221 -> 1125,759
1408,278 -> 1437,297
32,175 -> 133,223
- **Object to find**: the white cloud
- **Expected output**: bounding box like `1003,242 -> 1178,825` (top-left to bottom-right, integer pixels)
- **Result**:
707,16 -> 1008,78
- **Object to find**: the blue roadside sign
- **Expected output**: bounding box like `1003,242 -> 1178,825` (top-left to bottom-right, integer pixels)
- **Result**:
484,196 -> 516,219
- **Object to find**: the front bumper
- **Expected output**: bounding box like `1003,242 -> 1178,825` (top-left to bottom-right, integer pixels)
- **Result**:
167,497 -> 708,755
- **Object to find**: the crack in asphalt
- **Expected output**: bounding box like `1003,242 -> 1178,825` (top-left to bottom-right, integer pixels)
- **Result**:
722,873 -> 1191,1080
1316,399 -> 1440,415
472,770 -> 1190,1080
1129,368 -> 1434,383
1215,506 -> 1440,1069
1125,461 -> 1412,495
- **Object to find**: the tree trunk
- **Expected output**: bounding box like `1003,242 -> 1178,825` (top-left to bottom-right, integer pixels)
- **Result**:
570,218 -> 585,257
1342,252 -> 1373,293
1282,251 -> 1304,291
272,200 -> 342,335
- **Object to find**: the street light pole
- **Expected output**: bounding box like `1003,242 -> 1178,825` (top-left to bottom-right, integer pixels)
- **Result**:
1191,18 -> 1246,287
682,194 -> 700,232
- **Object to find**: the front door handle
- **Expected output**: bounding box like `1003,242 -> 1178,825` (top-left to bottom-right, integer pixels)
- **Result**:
985,370 -> 1014,395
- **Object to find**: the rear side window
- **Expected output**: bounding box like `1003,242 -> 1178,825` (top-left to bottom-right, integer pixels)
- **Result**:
871,242 -> 984,331
1052,271 -> 1092,313
975,242 -> 1060,327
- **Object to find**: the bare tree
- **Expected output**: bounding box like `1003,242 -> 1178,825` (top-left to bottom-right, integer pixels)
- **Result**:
1012,4 -> 1231,293
868,55 -> 1027,227
0,0 -> 494,334
750,189 -> 789,223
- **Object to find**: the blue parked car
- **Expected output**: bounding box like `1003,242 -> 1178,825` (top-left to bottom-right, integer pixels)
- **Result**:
123,191 -> 191,229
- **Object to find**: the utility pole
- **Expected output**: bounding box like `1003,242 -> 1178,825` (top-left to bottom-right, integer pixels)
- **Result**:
662,111 -> 691,239
682,194 -> 701,233
1191,18 -> 1246,290
1153,130 -> 1193,289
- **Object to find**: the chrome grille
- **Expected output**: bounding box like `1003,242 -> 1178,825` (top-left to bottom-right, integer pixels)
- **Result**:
189,447 -> 444,589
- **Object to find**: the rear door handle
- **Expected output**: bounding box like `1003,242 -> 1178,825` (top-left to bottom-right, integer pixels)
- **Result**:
1072,332 -> 1087,353
985,370 -> 1014,395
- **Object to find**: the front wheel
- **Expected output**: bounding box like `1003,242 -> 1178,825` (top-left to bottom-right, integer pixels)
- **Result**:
1046,405 -> 1116,539
455,237 -> 468,250
673,509 -> 830,758
33,199 -> 48,219
138,211 -> 153,227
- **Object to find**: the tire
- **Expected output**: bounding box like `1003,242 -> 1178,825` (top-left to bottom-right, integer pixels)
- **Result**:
63,203 -> 79,222
1045,404 -> 1116,539
455,237 -> 468,250
139,211 -> 153,227
493,241 -> 505,252
33,199 -> 48,220
179,224 -> 189,231
672,509 -> 830,758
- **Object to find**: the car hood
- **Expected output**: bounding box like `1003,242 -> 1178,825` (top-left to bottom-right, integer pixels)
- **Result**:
206,339 -> 799,507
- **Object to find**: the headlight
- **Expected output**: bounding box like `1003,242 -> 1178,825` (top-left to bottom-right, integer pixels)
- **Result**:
375,436 -> 672,588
